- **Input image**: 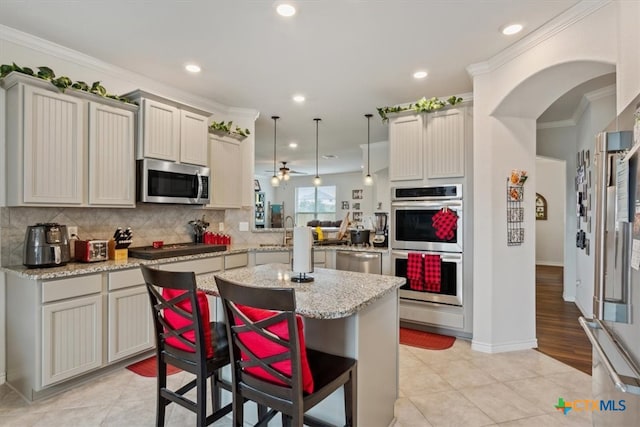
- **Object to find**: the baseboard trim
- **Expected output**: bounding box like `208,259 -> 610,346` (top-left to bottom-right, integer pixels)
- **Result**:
0,372 -> 5,385
471,338 -> 538,353
563,293 -> 576,302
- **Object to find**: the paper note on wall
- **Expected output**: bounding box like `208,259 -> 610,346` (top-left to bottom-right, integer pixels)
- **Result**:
631,239 -> 640,270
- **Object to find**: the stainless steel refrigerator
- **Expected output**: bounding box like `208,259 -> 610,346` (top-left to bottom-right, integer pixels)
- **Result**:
580,95 -> 640,426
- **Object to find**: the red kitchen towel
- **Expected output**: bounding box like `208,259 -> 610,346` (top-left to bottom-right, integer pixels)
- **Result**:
423,255 -> 441,292
432,208 -> 458,241
406,252 -> 424,291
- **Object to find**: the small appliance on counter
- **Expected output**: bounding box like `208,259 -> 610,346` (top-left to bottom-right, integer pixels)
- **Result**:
373,212 -> 388,247
23,223 -> 71,268
75,240 -> 109,263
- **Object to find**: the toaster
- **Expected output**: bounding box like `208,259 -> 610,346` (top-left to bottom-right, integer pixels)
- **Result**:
75,240 -> 109,262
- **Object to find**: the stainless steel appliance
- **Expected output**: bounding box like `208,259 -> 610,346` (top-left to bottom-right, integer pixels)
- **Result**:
391,185 -> 462,252
373,212 -> 388,247
23,223 -> 71,267
391,250 -> 462,306
579,101 -> 640,426
74,240 -> 109,262
137,158 -> 210,204
336,251 -> 381,275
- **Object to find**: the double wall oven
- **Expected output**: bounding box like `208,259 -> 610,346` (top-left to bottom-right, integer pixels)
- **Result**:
391,184 -> 463,306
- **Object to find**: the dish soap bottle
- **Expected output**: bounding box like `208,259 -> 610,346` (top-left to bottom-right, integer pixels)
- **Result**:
315,225 -> 324,241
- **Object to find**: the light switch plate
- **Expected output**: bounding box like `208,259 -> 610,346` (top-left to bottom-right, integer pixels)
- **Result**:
218,222 -> 224,232
239,222 -> 249,232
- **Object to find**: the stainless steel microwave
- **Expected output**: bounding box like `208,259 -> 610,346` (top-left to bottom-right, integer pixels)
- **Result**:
137,158 -> 210,204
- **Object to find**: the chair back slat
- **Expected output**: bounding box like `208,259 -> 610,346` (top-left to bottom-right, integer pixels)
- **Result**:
216,276 -> 304,402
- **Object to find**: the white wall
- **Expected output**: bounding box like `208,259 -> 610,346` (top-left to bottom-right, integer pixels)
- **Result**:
535,157 -> 565,267
470,1 -> 621,353
537,126 -> 578,300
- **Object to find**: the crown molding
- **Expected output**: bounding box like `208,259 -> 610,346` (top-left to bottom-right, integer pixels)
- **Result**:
467,0 -> 612,77
537,119 -> 576,130
584,83 -> 616,103
537,83 -> 615,129
0,24 -> 259,120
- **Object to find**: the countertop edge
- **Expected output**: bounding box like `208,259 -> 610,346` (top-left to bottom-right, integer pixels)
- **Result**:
1,245 -> 390,280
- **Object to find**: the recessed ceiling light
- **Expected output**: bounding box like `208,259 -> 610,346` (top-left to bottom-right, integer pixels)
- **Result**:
185,64 -> 201,73
293,94 -> 305,103
502,24 -> 523,35
322,154 -> 337,160
413,71 -> 428,79
289,142 -> 298,148
276,3 -> 296,17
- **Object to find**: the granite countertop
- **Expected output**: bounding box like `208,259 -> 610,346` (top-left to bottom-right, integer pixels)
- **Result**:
1,244 -> 389,280
199,263 -> 404,320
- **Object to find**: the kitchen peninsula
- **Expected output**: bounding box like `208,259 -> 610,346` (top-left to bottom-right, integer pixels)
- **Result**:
201,263 -> 404,427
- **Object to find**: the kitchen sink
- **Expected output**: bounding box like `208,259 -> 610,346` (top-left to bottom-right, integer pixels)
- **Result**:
128,243 -> 227,260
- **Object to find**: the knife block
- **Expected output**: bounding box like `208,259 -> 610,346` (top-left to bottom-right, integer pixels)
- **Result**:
108,239 -> 128,261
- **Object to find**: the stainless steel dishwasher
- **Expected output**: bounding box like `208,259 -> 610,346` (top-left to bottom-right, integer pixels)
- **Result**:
335,251 -> 382,274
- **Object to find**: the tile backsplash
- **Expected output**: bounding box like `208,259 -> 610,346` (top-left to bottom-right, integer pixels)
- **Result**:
0,205 -> 284,267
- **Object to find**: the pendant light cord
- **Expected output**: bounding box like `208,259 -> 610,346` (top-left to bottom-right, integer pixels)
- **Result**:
272,116 -> 279,176
366,114 -> 371,175
314,118 -> 321,177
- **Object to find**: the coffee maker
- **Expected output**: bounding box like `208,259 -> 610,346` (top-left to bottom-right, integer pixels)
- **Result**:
23,223 -> 71,267
372,212 -> 388,247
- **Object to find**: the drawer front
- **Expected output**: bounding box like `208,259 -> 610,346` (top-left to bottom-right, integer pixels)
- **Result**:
160,257 -> 223,274
108,268 -> 144,291
313,250 -> 326,264
225,253 -> 248,270
255,251 -> 290,265
42,275 -> 102,303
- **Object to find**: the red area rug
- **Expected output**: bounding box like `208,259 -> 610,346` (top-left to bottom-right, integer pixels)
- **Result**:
126,356 -> 182,377
400,327 -> 456,350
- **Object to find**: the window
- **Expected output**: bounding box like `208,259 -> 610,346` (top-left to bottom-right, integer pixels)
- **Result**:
295,186 -> 336,226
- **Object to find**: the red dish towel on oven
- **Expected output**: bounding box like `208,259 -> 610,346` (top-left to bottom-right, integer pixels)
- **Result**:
406,252 -> 424,290
432,208 -> 458,241
423,255 -> 441,292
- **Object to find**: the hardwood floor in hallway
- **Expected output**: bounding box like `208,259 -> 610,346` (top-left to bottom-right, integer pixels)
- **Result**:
536,265 -> 592,375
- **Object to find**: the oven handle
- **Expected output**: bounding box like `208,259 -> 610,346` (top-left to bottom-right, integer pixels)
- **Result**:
391,250 -> 462,263
391,200 -> 462,209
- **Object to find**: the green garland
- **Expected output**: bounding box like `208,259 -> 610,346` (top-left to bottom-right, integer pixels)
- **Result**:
209,120 -> 251,138
0,63 -> 135,104
377,96 -> 464,122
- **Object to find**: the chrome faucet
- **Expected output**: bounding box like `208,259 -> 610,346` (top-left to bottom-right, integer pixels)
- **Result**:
283,215 -> 295,246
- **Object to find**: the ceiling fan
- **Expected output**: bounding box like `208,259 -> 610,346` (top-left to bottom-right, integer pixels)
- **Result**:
265,161 -> 306,181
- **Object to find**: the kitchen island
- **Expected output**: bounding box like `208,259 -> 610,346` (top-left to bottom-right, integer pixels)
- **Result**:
198,263 -> 404,427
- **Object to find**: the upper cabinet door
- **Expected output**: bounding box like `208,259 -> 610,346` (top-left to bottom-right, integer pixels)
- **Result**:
141,98 -> 180,161
88,103 -> 135,206
425,108 -> 465,179
207,136 -> 242,208
389,114 -> 423,181
179,110 -> 209,166
22,85 -> 84,204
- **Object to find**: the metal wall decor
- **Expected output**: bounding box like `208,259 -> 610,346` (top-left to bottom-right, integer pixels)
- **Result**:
535,193 -> 547,220
507,170 -> 527,246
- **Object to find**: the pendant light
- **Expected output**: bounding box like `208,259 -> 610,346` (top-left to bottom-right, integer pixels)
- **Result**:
270,116 -> 280,187
364,113 -> 373,186
313,118 -> 322,186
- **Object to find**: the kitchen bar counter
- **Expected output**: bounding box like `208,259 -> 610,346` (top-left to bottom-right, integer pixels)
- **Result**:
199,263 -> 403,319
202,263 -> 402,427
1,244 -> 388,280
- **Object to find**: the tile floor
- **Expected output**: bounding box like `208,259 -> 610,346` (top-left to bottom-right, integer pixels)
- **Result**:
0,339 -> 593,426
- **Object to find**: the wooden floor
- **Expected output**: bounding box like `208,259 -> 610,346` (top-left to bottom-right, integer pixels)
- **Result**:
536,265 -> 592,375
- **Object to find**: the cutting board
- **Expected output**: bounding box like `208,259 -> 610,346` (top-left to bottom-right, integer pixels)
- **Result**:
337,212 -> 350,240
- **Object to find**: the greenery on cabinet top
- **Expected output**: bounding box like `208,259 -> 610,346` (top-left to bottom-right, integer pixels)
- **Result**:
209,120 -> 251,139
0,62 -> 136,105
377,95 -> 464,122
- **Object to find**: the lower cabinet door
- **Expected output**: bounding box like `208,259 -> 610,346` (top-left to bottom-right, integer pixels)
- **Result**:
42,294 -> 103,386
108,286 -> 154,362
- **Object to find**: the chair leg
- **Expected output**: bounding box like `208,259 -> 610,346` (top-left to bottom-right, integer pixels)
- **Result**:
344,367 -> 357,427
232,390 -> 244,427
156,357 -> 168,427
210,370 -> 221,412
282,413 -> 292,427
196,371 -> 207,427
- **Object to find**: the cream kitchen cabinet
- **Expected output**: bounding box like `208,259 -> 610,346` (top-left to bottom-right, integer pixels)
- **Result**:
388,113 -> 424,182
425,107 -> 468,180
207,135 -> 243,208
6,273 -> 104,400
2,72 -> 138,207
107,269 -> 154,363
88,102 -> 135,206
125,90 -> 211,166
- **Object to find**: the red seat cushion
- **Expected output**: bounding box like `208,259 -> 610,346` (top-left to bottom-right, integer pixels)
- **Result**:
162,289 -> 214,358
235,305 -> 314,394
